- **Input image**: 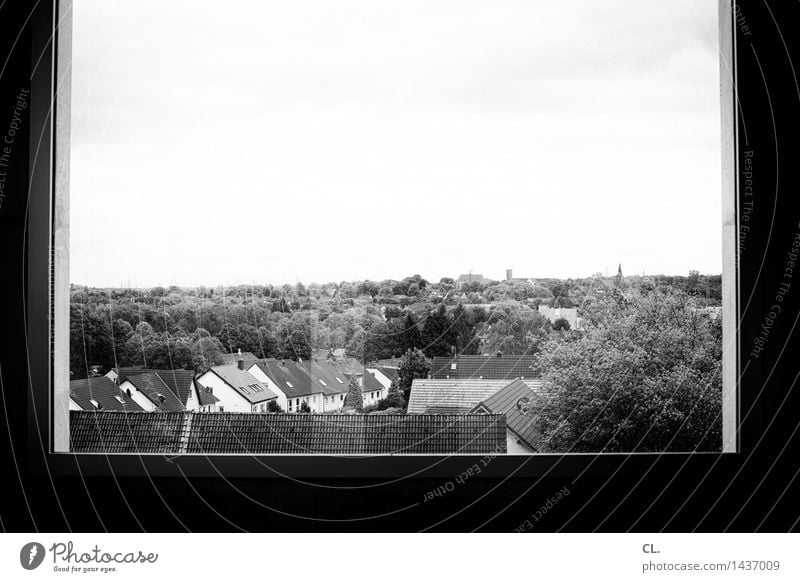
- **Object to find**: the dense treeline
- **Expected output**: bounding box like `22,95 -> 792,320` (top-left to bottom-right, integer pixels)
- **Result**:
69,272 -> 721,380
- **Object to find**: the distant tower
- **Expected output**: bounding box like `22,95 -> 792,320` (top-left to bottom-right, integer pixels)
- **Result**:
615,263 -> 623,288
506,269 -> 513,281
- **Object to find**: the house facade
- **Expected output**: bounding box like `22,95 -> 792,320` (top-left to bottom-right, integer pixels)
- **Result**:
196,364 -> 278,413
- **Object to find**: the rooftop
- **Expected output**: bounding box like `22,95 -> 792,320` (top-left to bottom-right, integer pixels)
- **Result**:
407,379 -> 513,415
207,365 -> 278,404
470,378 -> 545,451
123,372 -> 186,412
69,376 -> 144,412
69,411 -> 507,455
430,355 -> 537,380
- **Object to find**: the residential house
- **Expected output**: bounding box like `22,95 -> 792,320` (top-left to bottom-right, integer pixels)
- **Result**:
70,411 -> 508,455
470,378 -> 544,453
367,365 -> 397,391
69,376 -> 144,412
119,372 -> 187,412
429,354 -> 537,381
455,273 -> 486,290
247,358 -> 349,413
407,379 -> 512,414
538,305 -> 581,330
196,364 -> 278,413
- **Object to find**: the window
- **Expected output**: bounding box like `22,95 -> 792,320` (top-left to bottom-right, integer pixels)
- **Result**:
340,395 -> 344,401
319,380 -> 327,386
336,378 -> 344,384
89,399 -> 102,410
114,395 -> 125,404
450,363 -> 457,370
286,381 -> 294,388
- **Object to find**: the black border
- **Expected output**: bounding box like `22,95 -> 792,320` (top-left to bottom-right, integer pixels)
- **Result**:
4,0 -> 800,531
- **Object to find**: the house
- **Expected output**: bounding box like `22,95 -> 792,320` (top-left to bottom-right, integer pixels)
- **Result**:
407,379 -> 512,414
69,376 -> 144,412
119,372 -> 187,412
69,411 -> 508,455
328,358 -> 388,403
429,354 -> 537,380
195,364 -> 279,413
537,305 -> 580,330
455,273 -> 486,290
469,378 -> 544,453
193,378 -> 221,412
247,358 -> 349,413
367,365 -> 397,391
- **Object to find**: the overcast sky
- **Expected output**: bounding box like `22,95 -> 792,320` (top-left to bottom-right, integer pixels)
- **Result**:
69,0 -> 721,287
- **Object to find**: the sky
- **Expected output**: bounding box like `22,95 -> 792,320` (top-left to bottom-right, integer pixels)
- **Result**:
69,0 -> 722,287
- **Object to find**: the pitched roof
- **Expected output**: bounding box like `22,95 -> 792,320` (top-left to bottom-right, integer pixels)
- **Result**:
328,357 -> 367,376
208,365 -> 278,404
430,355 -> 537,380
69,411 -> 507,455
249,359 -> 321,398
152,369 -> 197,406
69,377 -> 144,412
373,366 -> 399,383
123,372 -> 186,412
469,378 -> 544,450
300,360 -> 350,395
456,273 -> 486,283
109,367 -> 153,383
70,411 -> 186,453
194,379 -> 220,406
361,370 -> 384,393
407,379 -> 512,415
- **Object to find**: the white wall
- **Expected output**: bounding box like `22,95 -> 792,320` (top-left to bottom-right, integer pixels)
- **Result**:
119,379 -> 157,411
69,398 -> 82,411
367,368 -> 392,393
507,430 -> 535,454
246,365 -> 288,411
196,370 -> 252,413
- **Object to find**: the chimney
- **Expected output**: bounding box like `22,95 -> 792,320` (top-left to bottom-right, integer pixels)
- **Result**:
496,351 -> 502,358
237,348 -> 244,370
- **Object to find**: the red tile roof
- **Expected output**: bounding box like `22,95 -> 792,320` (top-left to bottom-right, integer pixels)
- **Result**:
69,411 -> 507,455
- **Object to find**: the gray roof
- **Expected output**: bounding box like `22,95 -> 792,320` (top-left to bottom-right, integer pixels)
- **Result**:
208,365 -> 278,404
430,355 -> 537,380
470,378 -> 544,450
407,379 -> 511,415
123,373 -> 186,412
70,376 -> 144,412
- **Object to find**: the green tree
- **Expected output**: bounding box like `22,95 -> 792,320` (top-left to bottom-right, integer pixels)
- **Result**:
420,304 -> 454,357
534,288 -> 722,453
451,304 -> 479,355
397,348 -> 430,402
342,375 -> 363,411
